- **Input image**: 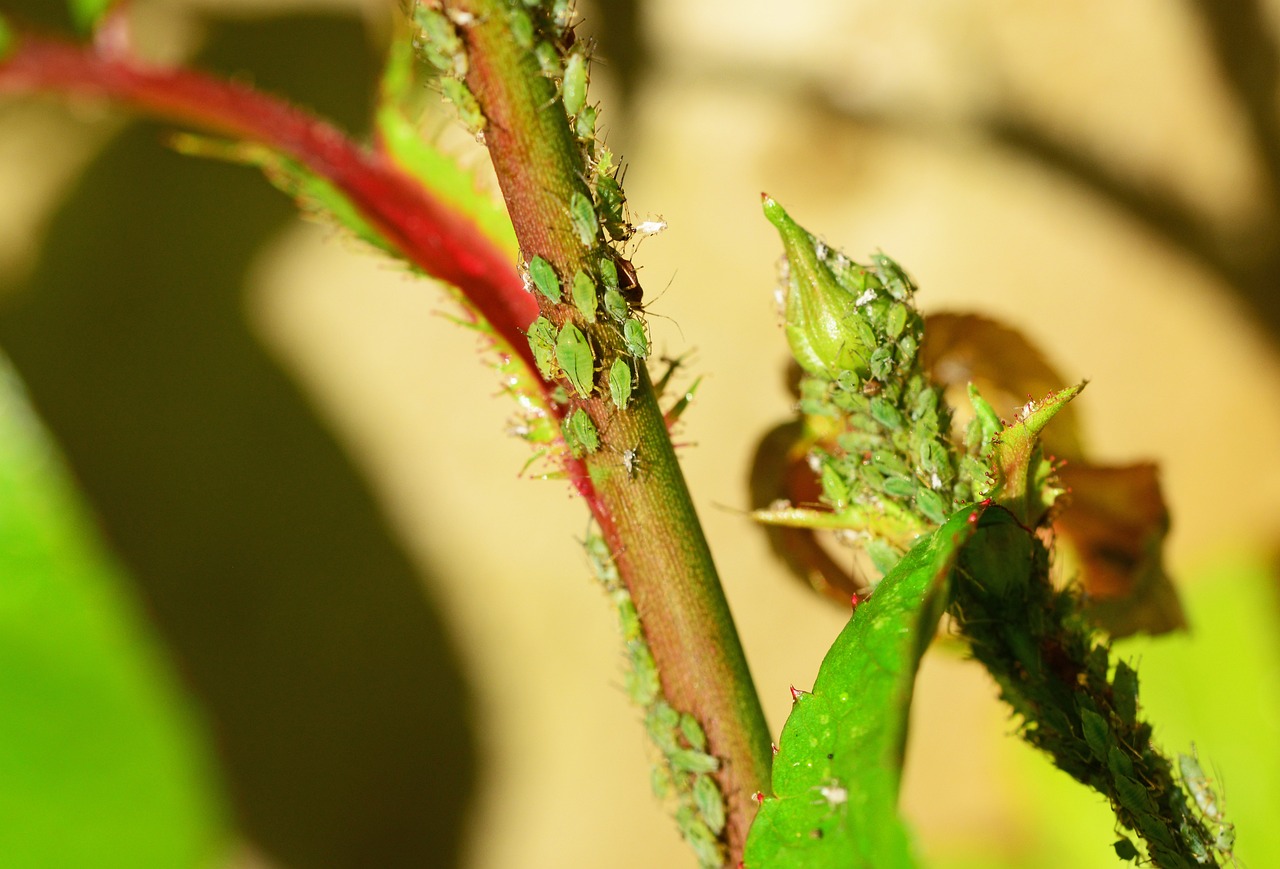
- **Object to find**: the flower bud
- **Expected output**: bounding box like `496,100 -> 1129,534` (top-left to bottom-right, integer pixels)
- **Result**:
762,195 -> 874,380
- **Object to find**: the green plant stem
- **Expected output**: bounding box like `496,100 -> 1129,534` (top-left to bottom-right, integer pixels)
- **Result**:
450,0 -> 771,859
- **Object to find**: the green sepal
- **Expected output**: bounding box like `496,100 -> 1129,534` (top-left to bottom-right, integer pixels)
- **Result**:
982,383 -> 1085,525
762,196 -> 874,380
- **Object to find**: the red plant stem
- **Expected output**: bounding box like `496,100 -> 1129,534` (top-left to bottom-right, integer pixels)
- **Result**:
0,32 -> 540,374
0,30 -> 607,506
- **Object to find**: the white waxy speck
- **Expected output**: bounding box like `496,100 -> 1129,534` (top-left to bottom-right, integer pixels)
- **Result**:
636,219 -> 667,235
818,783 -> 848,807
930,471 -> 942,489
855,288 -> 876,306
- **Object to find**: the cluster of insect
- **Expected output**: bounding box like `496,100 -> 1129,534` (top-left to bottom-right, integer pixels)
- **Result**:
413,0 -> 663,463
584,531 -> 727,869
1178,746 -> 1238,866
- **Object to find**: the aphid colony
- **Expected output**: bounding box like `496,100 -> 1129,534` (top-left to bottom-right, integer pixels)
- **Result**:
584,530 -> 726,869
413,0 -> 654,462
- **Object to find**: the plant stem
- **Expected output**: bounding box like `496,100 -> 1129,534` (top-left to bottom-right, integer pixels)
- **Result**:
451,0 -> 772,859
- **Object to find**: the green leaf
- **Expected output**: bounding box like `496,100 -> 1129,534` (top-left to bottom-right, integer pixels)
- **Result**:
744,506 -> 983,869
0,14 -> 14,60
0,362 -> 228,867
168,135 -> 393,254
69,0 -> 114,32
375,21 -> 518,256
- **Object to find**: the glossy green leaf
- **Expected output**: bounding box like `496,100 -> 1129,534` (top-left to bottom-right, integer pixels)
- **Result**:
0,362 -> 228,867
744,506 -> 982,869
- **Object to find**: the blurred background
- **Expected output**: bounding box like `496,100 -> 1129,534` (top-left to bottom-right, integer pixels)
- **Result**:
1,0 -> 1278,866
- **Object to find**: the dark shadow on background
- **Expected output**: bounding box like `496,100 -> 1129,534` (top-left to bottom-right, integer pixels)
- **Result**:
0,14 -> 475,869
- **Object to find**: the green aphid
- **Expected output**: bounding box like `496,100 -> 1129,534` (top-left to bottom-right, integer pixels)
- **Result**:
534,41 -> 561,79
615,593 -> 641,641
871,252 -> 915,300
571,269 -> 598,322
568,190 -> 597,247
1112,838 -> 1140,862
1107,745 -> 1134,780
869,345 -> 895,381
608,358 -> 633,410
646,701 -> 681,754
603,288 -> 629,322
562,50 -> 588,118
1111,661 -> 1139,724
575,104 -> 598,141
651,763 -> 674,800
626,641 -> 660,706
868,395 -> 902,430
623,318 -> 649,358
1081,707 -> 1110,762
600,256 -> 620,289
414,6 -> 463,74
669,748 -> 719,774
528,255 -> 562,303
562,407 -> 599,456
441,77 -> 484,134
914,486 -> 947,524
692,774 -> 726,837
886,302 -> 908,339
584,531 -> 614,583
1114,775 -> 1155,817
519,413 -> 558,445
882,475 -> 915,499
679,713 -> 707,752
1215,823 -> 1236,853
526,316 -> 559,380
1179,746 -> 1226,825
556,323 -> 595,397
551,0 -> 573,29
507,7 -> 534,49
595,173 -> 631,242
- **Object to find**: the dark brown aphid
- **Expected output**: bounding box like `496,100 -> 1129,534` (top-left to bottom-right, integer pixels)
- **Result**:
616,254 -> 642,309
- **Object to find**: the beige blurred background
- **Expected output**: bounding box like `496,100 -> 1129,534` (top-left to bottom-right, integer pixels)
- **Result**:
2,1 -> 1279,867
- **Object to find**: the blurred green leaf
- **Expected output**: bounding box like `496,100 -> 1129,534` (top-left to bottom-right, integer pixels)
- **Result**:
0,358 -> 229,868
68,0 -> 114,32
